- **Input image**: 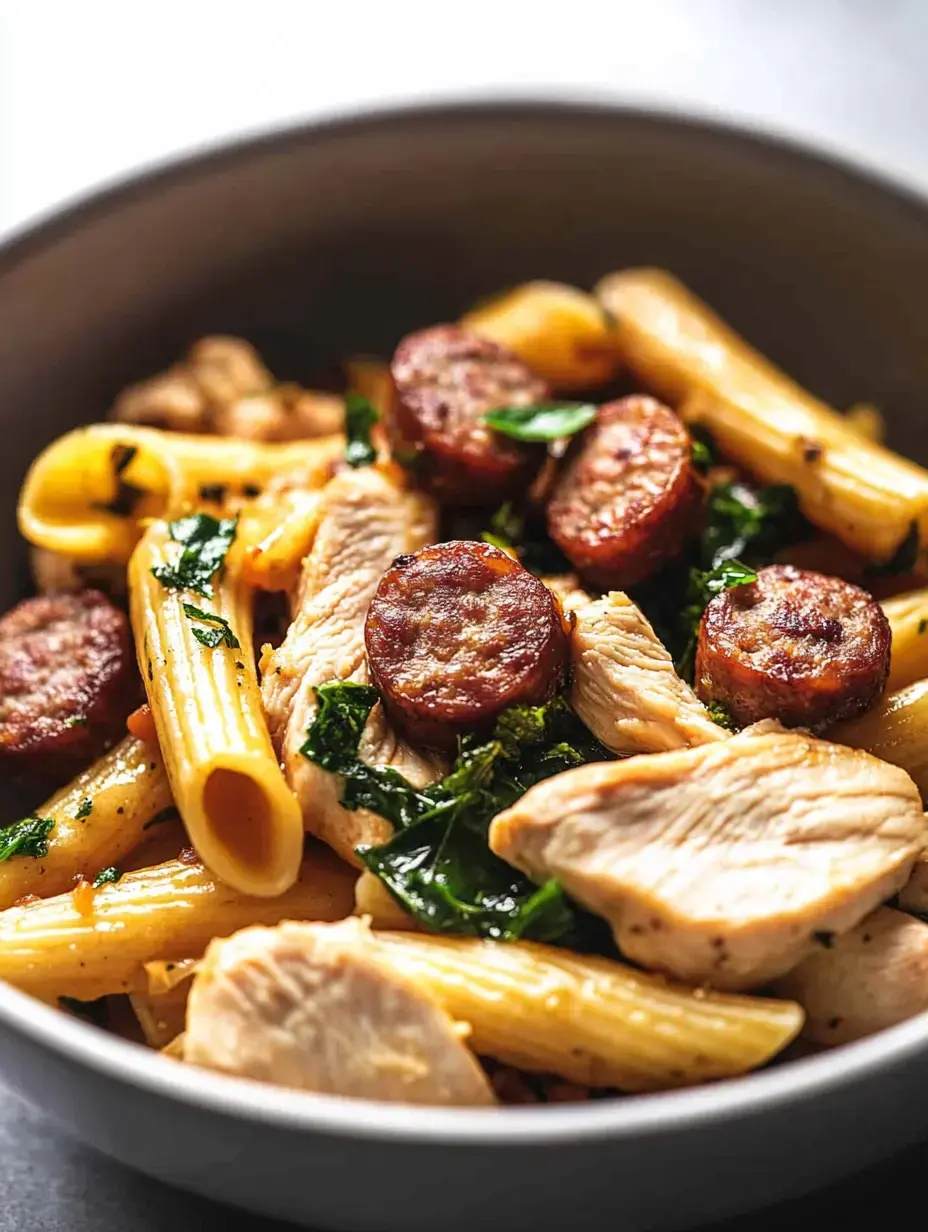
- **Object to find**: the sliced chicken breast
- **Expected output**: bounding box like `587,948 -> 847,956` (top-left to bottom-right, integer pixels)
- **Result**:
261,468 -> 444,865
569,592 -> 727,753
184,919 -> 495,1106
898,855 -> 928,915
772,907 -> 928,1044
490,726 -> 926,990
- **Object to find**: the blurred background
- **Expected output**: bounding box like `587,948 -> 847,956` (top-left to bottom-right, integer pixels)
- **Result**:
2,0 -> 928,238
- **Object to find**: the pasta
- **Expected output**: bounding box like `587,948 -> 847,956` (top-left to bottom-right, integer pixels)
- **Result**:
595,267 -> 928,565
129,520 -> 304,896
18,424 -> 344,565
5,279 -> 928,1107
0,845 -> 355,1001
0,735 -> 172,910
368,932 -> 804,1092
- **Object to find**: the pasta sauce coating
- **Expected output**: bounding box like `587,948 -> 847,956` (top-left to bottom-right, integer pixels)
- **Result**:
365,540 -> 569,750
388,325 -> 549,505
695,564 -> 891,729
0,590 -> 135,779
546,395 -> 702,588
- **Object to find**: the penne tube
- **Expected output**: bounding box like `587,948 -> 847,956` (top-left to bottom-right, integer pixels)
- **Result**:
882,588 -> 928,693
18,423 -> 344,565
129,521 -> 304,896
0,736 -> 172,910
0,845 -> 355,1001
368,932 -> 803,1092
461,281 -> 620,390
353,870 -> 418,930
829,679 -> 928,800
595,268 -> 928,566
130,959 -> 198,1049
240,489 -> 325,593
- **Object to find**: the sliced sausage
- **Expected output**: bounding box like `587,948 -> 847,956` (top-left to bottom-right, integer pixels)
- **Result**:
546,395 -> 701,589
389,325 -> 549,505
695,564 -> 891,729
0,590 -> 136,779
365,540 -> 569,750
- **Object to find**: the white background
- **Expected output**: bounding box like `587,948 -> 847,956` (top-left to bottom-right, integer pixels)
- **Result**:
1,0 -> 928,238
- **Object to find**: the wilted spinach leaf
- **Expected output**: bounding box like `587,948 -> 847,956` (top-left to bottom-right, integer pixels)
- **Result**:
344,393 -> 380,468
483,403 -> 597,442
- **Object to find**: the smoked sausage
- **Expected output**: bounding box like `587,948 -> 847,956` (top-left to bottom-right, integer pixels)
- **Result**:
365,540 -> 569,750
695,564 -> 891,729
389,325 -> 549,505
546,395 -> 701,589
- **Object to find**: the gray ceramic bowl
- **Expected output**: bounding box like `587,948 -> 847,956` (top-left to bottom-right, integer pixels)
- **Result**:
2,101 -> 928,1232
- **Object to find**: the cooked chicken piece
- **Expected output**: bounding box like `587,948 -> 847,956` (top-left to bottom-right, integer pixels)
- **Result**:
490,725 -> 927,990
570,592 -> 727,753
540,573 -> 590,613
184,918 -> 495,1106
261,468 -> 444,864
772,907 -> 928,1044
111,336 -> 343,440
898,854 -> 928,914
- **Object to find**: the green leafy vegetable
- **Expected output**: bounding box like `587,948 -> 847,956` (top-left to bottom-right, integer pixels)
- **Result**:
182,603 -> 240,649
92,866 -> 123,889
483,403 -> 597,442
689,426 -> 717,473
700,482 -> 802,570
0,815 -> 54,863
75,797 -> 93,820
705,701 -> 738,732
301,684 -> 612,943
92,444 -> 147,518
344,393 -> 380,468
479,502 -> 571,576
865,521 -> 920,577
151,513 -> 238,597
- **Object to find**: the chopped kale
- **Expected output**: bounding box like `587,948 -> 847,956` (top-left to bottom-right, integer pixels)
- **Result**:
0,815 -> 54,862
344,393 -> 380,468
150,513 -> 238,597
479,501 -> 572,576
182,603 -> 240,649
483,403 -> 597,442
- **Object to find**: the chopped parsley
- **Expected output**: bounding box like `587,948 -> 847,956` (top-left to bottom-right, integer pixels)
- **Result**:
151,513 -> 238,597
0,815 -> 54,863
75,797 -> 93,820
690,426 -> 717,473
182,603 -> 240,649
92,444 -> 147,518
344,393 -> 380,468
91,866 -> 123,889
301,683 -> 611,945
482,403 -> 597,442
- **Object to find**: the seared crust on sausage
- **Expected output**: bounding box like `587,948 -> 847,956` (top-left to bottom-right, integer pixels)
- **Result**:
695,564 -> 891,729
546,396 -> 702,588
0,590 -> 135,777
365,540 -> 569,750
389,325 -> 549,505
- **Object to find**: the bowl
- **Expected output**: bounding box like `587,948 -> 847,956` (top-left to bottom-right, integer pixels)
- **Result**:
2,100 -> 928,1232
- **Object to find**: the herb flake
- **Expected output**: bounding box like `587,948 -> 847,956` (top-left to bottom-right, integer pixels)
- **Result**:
91,866 -> 123,889
151,513 -> 238,597
182,603 -> 240,649
483,403 -> 597,442
344,393 -> 380,468
0,815 -> 54,863
75,797 -> 93,820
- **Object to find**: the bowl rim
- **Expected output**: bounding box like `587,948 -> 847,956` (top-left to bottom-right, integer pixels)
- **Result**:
3,94 -> 928,1145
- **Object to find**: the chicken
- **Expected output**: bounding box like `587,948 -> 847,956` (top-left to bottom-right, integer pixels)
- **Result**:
899,855 -> 928,914
772,907 -> 928,1044
261,468 -> 444,864
569,592 -> 727,753
111,335 -> 344,440
490,725 -> 927,990
184,918 -> 495,1106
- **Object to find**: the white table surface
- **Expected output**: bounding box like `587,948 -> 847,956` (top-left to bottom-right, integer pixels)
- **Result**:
2,1 -> 928,1228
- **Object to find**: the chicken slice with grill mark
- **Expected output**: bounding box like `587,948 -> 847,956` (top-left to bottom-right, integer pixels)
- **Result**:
772,906 -> 928,1044
568,592 -> 727,753
261,468 -> 445,866
184,918 -> 495,1105
490,726 -> 927,990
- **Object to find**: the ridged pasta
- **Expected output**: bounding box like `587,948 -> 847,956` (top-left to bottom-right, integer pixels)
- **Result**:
830,679 -> 928,801
882,588 -> 928,692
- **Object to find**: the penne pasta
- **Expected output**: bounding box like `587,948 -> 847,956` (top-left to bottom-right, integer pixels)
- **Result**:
18,423 -> 344,566
368,932 -> 803,1092
882,588 -> 928,692
130,959 -> 198,1049
461,281 -> 620,390
829,678 -> 928,800
353,871 -> 418,930
0,735 -> 172,910
129,521 -> 303,896
240,489 -> 326,593
595,268 -> 928,566
0,845 -> 356,1001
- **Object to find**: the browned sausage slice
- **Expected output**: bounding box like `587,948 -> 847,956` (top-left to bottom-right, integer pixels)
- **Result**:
0,590 -> 135,779
546,395 -> 701,589
365,541 -> 569,750
389,325 -> 549,505
695,564 -> 891,729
